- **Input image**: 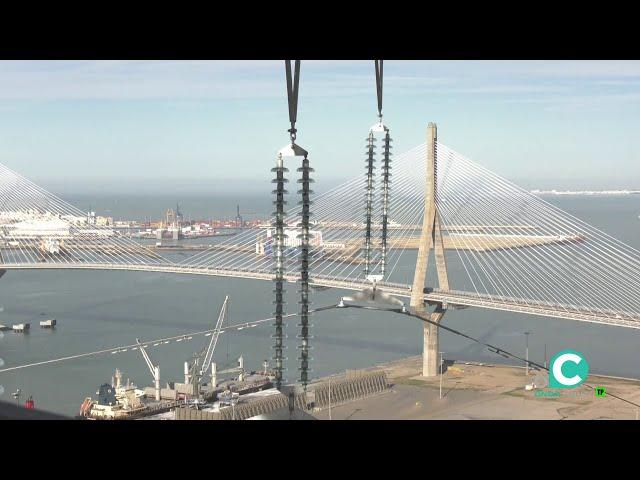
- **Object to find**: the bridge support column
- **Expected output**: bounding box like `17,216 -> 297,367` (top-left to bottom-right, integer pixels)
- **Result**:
423,320 -> 438,377
421,307 -> 445,377
410,123 -> 450,377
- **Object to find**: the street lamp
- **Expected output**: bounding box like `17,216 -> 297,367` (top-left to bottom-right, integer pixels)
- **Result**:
439,352 -> 445,400
12,388 -> 21,406
524,331 -> 532,376
231,396 -> 237,420
328,378 -> 332,421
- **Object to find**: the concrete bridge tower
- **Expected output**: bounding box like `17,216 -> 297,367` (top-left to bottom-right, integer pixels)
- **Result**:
410,123 -> 450,377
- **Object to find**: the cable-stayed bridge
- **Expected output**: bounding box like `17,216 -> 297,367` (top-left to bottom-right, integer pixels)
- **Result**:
2,124 -> 640,375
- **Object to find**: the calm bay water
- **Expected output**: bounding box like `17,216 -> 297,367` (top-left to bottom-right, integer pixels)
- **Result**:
1,194 -> 640,416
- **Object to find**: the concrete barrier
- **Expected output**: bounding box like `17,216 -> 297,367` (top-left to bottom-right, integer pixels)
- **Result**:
314,371 -> 389,409
175,372 -> 388,420
175,390 -> 312,421
175,407 -> 221,420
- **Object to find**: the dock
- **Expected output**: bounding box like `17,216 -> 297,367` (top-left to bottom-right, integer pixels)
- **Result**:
173,370 -> 390,420
307,233 -> 585,265
326,233 -> 584,254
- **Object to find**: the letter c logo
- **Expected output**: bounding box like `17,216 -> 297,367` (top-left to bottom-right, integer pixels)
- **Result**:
549,350 -> 589,388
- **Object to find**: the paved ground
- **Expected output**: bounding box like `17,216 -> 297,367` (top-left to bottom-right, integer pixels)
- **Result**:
311,356 -> 640,420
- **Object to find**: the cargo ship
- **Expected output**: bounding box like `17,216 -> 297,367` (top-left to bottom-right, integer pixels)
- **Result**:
78,369 -> 181,420
78,358 -> 275,420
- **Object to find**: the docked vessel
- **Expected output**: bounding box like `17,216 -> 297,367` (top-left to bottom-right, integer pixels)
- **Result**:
78,358 -> 276,420
78,369 -> 179,420
78,297 -> 275,420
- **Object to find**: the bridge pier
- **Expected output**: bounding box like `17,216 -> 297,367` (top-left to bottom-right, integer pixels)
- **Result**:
423,318 -> 439,377
420,306 -> 445,376
410,123 -> 450,377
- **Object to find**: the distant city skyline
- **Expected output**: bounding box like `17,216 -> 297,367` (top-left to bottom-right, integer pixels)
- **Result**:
1,60 -> 640,193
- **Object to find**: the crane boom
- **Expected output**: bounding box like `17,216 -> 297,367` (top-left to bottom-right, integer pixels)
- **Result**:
199,296 -> 229,376
136,338 -> 161,401
136,338 -> 155,377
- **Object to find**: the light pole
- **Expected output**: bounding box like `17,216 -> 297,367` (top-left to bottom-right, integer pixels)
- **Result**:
439,352 -> 444,400
328,378 -> 332,421
229,394 -> 238,420
544,343 -> 547,369
524,331 -> 531,376
12,388 -> 21,406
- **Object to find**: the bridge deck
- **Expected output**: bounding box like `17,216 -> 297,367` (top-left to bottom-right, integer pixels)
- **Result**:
2,263 -> 639,330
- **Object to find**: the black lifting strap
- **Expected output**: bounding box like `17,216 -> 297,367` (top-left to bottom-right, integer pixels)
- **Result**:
285,60 -> 301,140
375,60 -> 383,119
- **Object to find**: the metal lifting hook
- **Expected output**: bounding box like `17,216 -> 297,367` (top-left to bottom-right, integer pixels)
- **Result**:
285,60 -> 301,145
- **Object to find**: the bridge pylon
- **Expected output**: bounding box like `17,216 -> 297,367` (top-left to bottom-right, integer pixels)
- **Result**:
410,122 -> 450,377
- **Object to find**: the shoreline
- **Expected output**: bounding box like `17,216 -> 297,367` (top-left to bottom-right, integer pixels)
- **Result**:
308,355 -> 640,420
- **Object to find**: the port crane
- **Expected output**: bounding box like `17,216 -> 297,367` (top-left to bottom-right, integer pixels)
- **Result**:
135,338 -> 161,402
200,295 -> 228,378
184,296 -> 246,397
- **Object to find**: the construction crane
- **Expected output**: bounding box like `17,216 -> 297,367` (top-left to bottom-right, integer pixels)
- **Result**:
135,338 -> 161,401
200,295 -> 229,377
183,296 -> 246,397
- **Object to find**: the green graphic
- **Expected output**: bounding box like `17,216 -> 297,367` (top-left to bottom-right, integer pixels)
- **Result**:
549,350 -> 589,389
595,386 -> 607,398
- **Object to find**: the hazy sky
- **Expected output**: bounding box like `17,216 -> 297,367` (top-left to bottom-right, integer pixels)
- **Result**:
1,60 -> 639,193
